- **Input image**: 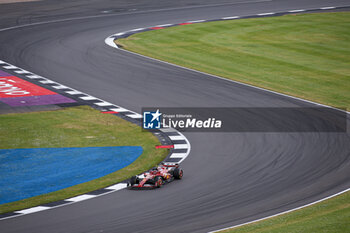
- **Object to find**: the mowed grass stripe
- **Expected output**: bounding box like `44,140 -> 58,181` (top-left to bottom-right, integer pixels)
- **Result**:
118,12 -> 350,109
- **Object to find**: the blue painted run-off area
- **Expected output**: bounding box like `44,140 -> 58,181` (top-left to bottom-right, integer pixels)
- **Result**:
0,146 -> 143,204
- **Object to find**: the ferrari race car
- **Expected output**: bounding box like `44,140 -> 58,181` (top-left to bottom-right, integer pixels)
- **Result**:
127,163 -> 183,189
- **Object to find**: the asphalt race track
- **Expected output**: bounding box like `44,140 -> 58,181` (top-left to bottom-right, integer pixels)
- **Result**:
0,0 -> 349,232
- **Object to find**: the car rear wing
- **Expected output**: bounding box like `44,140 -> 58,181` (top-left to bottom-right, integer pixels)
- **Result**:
162,163 -> 179,167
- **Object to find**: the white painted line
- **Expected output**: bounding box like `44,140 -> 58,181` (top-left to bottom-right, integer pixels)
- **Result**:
80,96 -> 98,100
129,28 -> 145,32
95,101 -> 113,106
187,20 -> 205,23
222,16 -> 240,20
126,113 -> 143,119
66,90 -> 83,95
26,74 -> 45,79
177,132 -> 191,163
169,135 -> 185,140
114,32 -> 125,36
104,37 -> 118,49
159,127 -> 176,133
40,80 -> 55,84
288,9 -> 305,13
170,153 -> 187,158
0,60 -> 6,64
3,65 -> 18,69
257,12 -> 275,16
14,69 -> 31,74
209,188 -> 350,233
320,6 -> 336,10
109,107 -> 130,112
174,144 -> 189,149
15,206 -> 51,214
155,24 -> 173,27
65,194 -> 95,202
105,183 -> 127,190
52,84 -> 69,89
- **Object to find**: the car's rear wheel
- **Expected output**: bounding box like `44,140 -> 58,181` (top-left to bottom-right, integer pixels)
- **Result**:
173,167 -> 183,179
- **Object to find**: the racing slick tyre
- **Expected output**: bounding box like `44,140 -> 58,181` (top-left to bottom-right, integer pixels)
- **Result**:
154,176 -> 163,188
173,168 -> 183,179
128,176 -> 138,186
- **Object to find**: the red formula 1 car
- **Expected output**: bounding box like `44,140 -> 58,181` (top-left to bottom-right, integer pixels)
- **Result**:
127,163 -> 183,189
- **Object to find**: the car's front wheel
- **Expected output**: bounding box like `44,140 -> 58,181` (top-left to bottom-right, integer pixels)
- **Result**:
173,168 -> 183,179
154,176 -> 163,188
128,176 -> 138,186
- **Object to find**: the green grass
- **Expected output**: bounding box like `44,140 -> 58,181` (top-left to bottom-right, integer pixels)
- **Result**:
118,12 -> 350,110
220,191 -> 350,233
0,106 -> 168,214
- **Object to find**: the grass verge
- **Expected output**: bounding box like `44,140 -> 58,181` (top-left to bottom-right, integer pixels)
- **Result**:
0,105 -> 168,214
220,191 -> 350,233
118,12 -> 350,110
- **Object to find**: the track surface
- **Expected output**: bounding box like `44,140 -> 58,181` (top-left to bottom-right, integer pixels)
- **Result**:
0,0 -> 350,232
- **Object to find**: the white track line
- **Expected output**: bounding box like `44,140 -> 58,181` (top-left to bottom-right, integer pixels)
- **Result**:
222,16 -> 240,20
126,113 -> 143,119
114,32 -> 125,36
65,90 -> 83,95
159,127 -> 177,132
15,206 -> 51,214
66,194 -> 95,202
257,12 -> 275,16
187,20 -> 206,23
155,24 -> 173,27
14,69 -> 31,74
80,95 -> 98,100
105,37 -> 119,48
173,131 -> 191,163
169,135 -> 185,140
109,107 -> 130,112
52,84 -> 69,89
26,74 -> 45,79
94,101 -> 113,106
288,9 -> 305,13
40,80 -> 55,84
320,6 -> 336,10
105,183 -> 127,190
174,144 -> 189,149
170,153 -> 187,158
129,28 -> 145,32
3,65 -> 18,69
